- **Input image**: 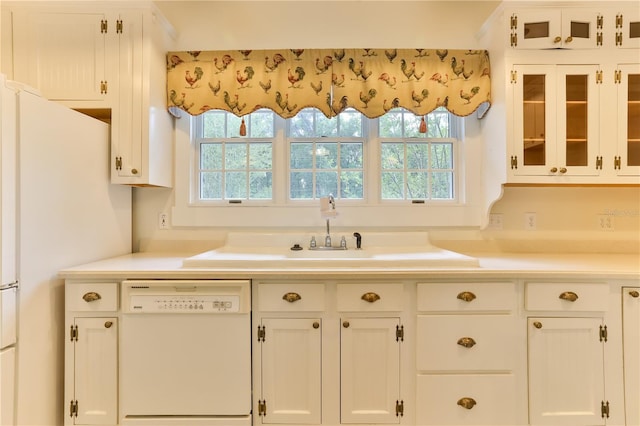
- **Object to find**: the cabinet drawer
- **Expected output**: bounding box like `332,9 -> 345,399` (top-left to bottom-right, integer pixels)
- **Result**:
258,283 -> 325,312
336,283 -> 403,312
66,282 -> 118,312
525,282 -> 609,311
417,315 -> 517,371
416,374 -> 518,425
417,282 -> 516,312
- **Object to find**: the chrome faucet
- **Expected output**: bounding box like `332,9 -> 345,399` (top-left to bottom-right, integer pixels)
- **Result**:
324,194 -> 335,247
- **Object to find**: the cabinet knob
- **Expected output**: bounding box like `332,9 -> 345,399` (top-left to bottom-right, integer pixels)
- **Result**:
343,321 -> 350,328
457,337 -> 477,348
131,168 -> 138,175
313,321 -> 320,329
104,321 -> 113,328
565,36 -> 573,43
629,290 -> 639,298
361,292 -> 381,303
457,397 -> 477,409
554,36 -> 562,44
550,167 -> 558,173
82,292 -> 101,302
559,167 -> 567,174
456,291 -> 476,302
559,291 -> 579,302
282,292 -> 302,303
533,321 -> 543,329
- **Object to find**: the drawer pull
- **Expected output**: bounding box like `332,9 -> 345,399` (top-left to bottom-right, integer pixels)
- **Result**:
457,397 -> 477,410
82,292 -> 101,302
559,291 -> 579,302
630,290 -> 640,298
361,292 -> 381,303
104,321 -> 113,328
343,321 -> 350,328
457,337 -> 477,348
313,322 -> 320,329
533,321 -> 543,329
456,291 -> 476,302
282,292 -> 302,303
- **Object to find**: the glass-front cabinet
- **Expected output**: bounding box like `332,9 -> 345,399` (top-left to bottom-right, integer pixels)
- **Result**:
616,64 -> 640,176
510,9 -> 603,49
511,64 -> 601,178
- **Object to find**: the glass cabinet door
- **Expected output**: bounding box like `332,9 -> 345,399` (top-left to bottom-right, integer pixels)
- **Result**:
617,64 -> 640,175
511,9 -> 602,49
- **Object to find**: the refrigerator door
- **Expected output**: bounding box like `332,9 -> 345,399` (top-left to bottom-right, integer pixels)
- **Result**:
16,89 -> 131,425
0,76 -> 17,288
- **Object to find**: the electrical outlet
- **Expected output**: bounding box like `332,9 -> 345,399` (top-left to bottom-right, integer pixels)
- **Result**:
158,212 -> 170,230
524,212 -> 537,231
597,214 -> 614,231
488,214 -> 504,230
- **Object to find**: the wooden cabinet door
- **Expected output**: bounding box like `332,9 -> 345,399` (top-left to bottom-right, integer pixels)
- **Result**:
623,287 -> 640,425
73,317 -> 117,425
528,317 -> 605,425
12,10 -> 108,102
260,318 -> 321,424
340,317 -> 401,424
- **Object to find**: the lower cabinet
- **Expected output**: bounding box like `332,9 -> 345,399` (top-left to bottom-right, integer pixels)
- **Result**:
622,287 -> 640,425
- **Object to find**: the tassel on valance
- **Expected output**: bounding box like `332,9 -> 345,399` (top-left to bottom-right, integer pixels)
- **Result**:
167,48 -> 491,119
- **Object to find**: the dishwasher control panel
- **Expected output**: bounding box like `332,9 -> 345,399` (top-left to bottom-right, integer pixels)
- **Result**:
128,294 -> 240,313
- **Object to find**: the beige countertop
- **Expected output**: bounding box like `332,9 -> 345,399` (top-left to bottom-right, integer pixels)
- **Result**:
58,251 -> 640,281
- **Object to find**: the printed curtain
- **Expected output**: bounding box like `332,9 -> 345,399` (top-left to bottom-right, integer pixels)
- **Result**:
167,48 -> 491,119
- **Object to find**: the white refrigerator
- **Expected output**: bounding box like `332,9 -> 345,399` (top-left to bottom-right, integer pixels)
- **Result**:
0,74 -> 132,425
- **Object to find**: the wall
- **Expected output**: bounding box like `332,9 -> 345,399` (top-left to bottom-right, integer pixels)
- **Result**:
133,1 -> 640,254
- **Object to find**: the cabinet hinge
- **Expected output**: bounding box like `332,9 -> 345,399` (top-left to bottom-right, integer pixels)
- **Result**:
596,156 -> 603,170
597,15 -> 603,29
510,155 -> 518,170
115,156 -> 123,171
258,399 -> 267,416
100,19 -> 107,34
396,400 -> 404,417
596,71 -> 603,84
599,325 -> 608,342
615,70 -> 622,84
510,14 -> 517,30
116,19 -> 123,34
510,70 -> 517,84
616,14 -> 623,29
614,156 -> 622,170
396,325 -> 404,342
616,32 -> 623,46
596,32 -> 603,46
69,400 -> 78,418
257,325 -> 266,342
601,400 -> 610,418
100,80 -> 108,94
70,325 -> 78,342
510,32 -> 518,47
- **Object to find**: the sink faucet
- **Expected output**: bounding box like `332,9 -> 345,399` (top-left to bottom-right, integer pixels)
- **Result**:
324,195 -> 335,247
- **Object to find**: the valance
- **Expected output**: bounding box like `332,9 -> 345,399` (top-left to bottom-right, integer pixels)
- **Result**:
167,48 -> 491,119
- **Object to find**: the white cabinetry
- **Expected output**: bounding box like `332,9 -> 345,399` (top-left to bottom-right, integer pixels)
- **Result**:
415,282 -> 524,426
510,64 -> 601,180
615,7 -> 640,49
64,282 -> 119,426
525,282 -> 610,425
622,287 -> 639,425
8,4 -> 174,187
509,9 -> 604,49
615,63 -> 640,176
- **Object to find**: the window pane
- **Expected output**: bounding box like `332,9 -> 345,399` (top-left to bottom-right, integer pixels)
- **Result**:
431,172 -> 453,199
290,171 -> 313,199
290,111 -> 314,137
201,143 -> 222,169
203,112 -> 226,138
379,110 -> 403,137
404,114 -> 422,138
431,143 -> 453,169
381,172 -> 404,199
225,172 -> 246,198
338,109 -> 362,137
201,172 -> 222,199
340,143 -> 363,169
249,172 -> 272,199
316,113 -> 337,137
407,171 -> 428,199
340,171 -> 363,199
290,143 -> 313,168
407,143 -> 429,169
225,144 -> 247,169
381,143 -> 404,169
249,143 -> 272,169
250,110 -> 274,137
316,143 -> 338,169
316,171 -> 338,197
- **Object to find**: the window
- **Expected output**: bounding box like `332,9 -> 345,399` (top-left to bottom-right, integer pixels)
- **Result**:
175,106 -> 481,228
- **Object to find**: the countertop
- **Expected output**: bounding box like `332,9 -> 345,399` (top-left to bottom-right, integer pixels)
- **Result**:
58,251 -> 640,281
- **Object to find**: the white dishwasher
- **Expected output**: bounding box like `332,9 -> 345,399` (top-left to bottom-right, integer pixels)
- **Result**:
121,280 -> 251,425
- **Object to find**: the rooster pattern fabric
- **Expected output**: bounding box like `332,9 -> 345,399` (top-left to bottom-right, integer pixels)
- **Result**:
167,48 -> 491,119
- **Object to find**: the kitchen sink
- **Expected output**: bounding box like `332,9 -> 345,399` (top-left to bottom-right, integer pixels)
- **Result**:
182,232 -> 480,269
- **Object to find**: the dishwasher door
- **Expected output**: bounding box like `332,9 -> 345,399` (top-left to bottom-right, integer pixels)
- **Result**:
120,280 -> 251,421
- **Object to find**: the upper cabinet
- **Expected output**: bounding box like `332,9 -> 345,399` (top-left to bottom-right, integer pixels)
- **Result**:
509,9 -> 604,49
615,7 -> 640,48
615,64 -> 640,176
8,3 -> 175,187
